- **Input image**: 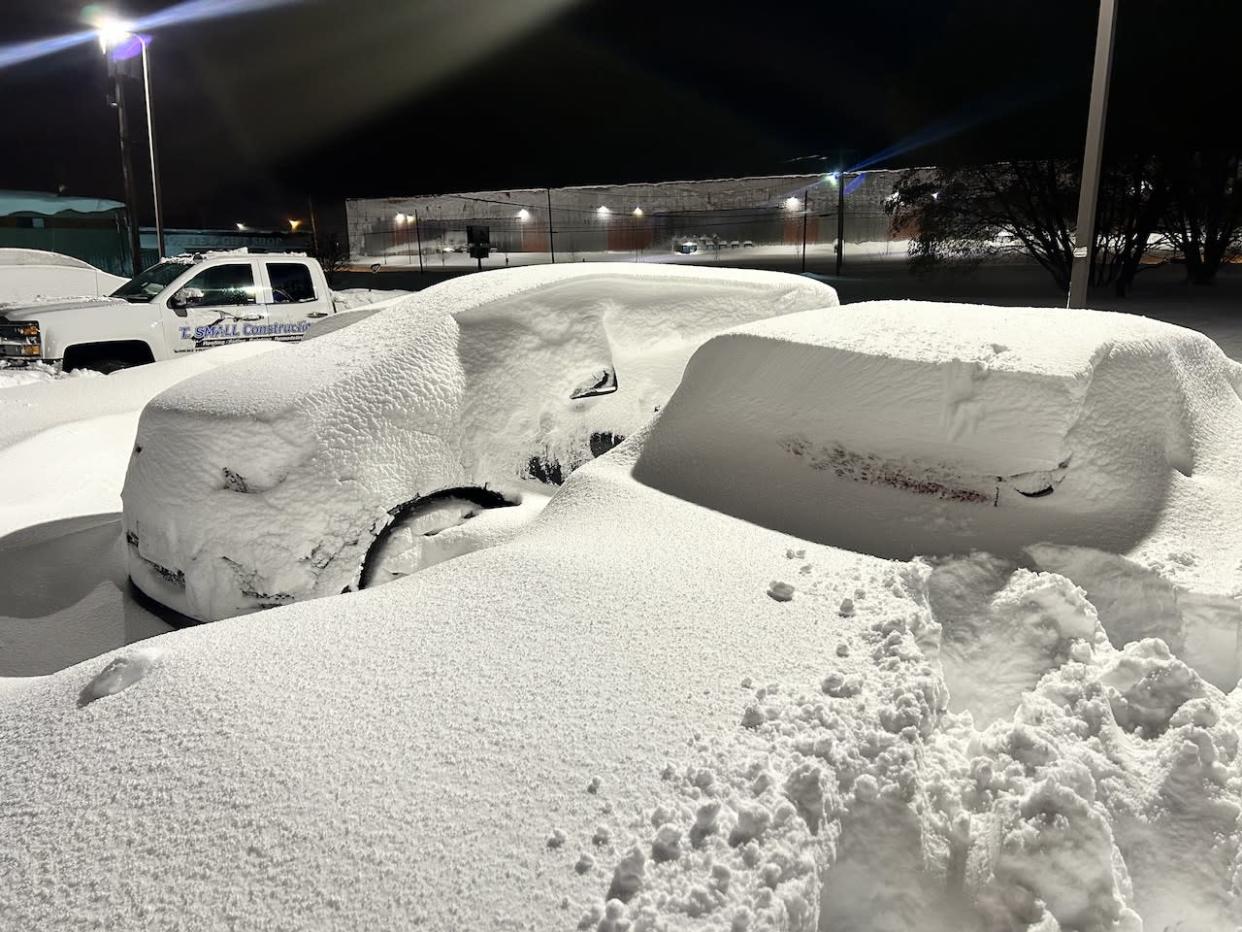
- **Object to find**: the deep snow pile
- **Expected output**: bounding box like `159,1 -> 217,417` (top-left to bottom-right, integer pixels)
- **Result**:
6,300 -> 1242,930
122,263 -> 838,621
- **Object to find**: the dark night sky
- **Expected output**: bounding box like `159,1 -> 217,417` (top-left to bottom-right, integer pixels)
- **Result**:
1,0 -> 1238,229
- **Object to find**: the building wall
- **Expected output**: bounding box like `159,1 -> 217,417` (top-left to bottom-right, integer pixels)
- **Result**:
345,171 -> 911,264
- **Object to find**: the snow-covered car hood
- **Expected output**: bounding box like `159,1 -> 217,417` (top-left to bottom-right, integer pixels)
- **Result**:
0,295 -> 127,318
122,263 -> 839,621
7,298 -> 1242,929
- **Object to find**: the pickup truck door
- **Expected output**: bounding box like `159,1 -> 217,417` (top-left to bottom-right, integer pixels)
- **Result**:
256,259 -> 330,341
162,259 -> 265,355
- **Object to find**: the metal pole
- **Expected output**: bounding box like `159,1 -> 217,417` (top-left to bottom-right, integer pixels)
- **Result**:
307,195 -> 319,253
801,190 -> 809,273
1067,0 -> 1119,308
413,208 -> 424,274
836,165 -> 846,277
546,188 -> 556,263
140,40 -> 165,260
112,72 -> 143,277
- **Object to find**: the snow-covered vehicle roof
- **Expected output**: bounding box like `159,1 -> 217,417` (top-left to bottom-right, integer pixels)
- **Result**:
6,300 -> 1242,930
122,263 -> 839,621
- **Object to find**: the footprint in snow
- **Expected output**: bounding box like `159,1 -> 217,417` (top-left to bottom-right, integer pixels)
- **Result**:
79,648 -> 161,707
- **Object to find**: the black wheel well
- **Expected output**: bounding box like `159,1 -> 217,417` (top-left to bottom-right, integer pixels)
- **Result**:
355,486 -> 517,590
62,340 -> 155,371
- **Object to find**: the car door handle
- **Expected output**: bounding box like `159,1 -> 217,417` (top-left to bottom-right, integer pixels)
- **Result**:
307,311 -> 328,318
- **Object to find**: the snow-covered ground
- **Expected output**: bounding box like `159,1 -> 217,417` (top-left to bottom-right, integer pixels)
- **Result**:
6,274 -> 1242,930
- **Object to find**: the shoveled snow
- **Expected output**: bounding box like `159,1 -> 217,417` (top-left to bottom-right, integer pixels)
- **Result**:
123,263 -> 838,621
5,298 -> 1242,930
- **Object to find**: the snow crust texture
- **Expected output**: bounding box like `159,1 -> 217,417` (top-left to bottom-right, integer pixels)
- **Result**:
8,299 -> 1242,930
122,263 -> 837,620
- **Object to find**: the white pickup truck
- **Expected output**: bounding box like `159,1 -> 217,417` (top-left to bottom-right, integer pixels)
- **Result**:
0,249 -> 337,372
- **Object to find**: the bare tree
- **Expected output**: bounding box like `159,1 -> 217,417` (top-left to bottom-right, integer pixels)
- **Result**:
1163,150 -> 1242,285
886,158 -> 1165,296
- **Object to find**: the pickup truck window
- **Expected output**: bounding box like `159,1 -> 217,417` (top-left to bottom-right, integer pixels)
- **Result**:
267,262 -> 316,303
179,264 -> 257,307
111,261 -> 190,303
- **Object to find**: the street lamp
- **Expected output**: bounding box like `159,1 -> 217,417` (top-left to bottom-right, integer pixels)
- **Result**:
632,207 -> 643,217
236,222 -> 247,232
288,219 -> 302,232
516,208 -> 531,222
784,196 -> 801,211
97,15 -> 165,267
597,205 -> 611,218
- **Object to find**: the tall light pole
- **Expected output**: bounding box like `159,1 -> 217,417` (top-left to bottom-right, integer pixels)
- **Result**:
98,18 -> 165,268
1067,0 -> 1119,308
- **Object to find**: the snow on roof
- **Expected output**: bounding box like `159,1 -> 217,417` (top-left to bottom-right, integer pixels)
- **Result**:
0,190 -> 126,217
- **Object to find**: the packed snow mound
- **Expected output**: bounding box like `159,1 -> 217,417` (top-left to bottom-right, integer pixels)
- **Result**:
8,434 -> 1242,930
122,263 -> 838,621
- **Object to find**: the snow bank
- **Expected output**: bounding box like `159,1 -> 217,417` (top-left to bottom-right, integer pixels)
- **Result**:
123,263 -> 838,621
8,423 -> 1242,929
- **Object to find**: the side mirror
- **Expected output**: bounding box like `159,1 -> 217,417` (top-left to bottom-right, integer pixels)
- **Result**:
169,287 -> 203,315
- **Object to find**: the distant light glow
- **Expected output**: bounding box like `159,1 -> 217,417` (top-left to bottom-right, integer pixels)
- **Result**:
931,191 -> 940,201
236,222 -> 247,231
516,208 -> 531,222
0,0 -> 305,71
596,206 -> 611,218
394,213 -> 406,224
784,197 -> 801,211
95,16 -> 135,52
632,207 -> 643,217
826,172 -> 840,186
288,219 -> 302,231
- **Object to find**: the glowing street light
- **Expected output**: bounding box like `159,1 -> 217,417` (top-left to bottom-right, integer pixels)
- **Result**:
394,213 -> 407,224
236,222 -> 247,231
288,219 -> 302,231
95,13 -> 165,268
516,208 -> 531,222
596,205 -> 611,218
96,16 -> 135,53
632,207 -> 644,218
784,196 -> 801,211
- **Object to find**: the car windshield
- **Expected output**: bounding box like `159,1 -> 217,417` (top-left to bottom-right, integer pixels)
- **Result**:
110,261 -> 191,303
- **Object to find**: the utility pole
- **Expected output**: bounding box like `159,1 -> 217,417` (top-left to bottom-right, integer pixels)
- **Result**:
109,68 -> 143,277
546,188 -> 556,263
139,39 -> 164,260
1067,0 -> 1119,308
413,208 -> 425,274
800,190 -> 809,273
836,155 -> 846,277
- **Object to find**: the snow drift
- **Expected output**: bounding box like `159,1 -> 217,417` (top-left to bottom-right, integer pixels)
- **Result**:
7,299 -> 1242,930
122,263 -> 838,621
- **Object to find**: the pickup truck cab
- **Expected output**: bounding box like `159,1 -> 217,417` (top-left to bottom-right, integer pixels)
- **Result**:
0,249 -> 335,372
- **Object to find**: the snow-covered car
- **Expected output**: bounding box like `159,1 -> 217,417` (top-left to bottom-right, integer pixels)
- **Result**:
0,250 -> 336,372
122,264 -> 839,621
8,301 -> 1242,932
0,248 -> 128,306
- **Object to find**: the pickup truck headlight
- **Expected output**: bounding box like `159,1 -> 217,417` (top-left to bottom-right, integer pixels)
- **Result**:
0,321 -> 42,358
